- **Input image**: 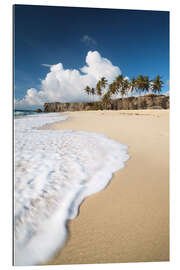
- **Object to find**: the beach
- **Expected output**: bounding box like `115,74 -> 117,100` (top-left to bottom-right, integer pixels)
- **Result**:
41,109 -> 169,264
13,4 -> 170,267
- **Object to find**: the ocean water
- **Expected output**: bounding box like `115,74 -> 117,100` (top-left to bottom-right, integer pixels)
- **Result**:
14,109 -> 38,117
14,112 -> 129,266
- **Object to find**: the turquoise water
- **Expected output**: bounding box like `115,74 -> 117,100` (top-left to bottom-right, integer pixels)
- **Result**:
14,110 -> 39,117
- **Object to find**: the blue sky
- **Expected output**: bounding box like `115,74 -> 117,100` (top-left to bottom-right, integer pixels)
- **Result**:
14,5 -> 169,109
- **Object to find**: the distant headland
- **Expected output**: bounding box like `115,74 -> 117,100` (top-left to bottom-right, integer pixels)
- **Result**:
43,94 -> 169,112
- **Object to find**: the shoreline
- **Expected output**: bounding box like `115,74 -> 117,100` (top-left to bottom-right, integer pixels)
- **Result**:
42,109 -> 169,264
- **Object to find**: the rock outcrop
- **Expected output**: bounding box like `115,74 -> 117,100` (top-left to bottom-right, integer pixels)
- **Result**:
36,108 -> 42,113
44,95 -> 169,112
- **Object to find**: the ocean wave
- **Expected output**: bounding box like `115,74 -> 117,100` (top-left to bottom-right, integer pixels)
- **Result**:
14,112 -> 129,265
14,110 -> 38,117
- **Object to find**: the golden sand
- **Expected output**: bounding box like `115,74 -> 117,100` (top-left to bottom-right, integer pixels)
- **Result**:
42,109 -> 169,264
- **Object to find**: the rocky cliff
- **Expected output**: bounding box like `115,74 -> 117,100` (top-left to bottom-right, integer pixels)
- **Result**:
44,95 -> 169,112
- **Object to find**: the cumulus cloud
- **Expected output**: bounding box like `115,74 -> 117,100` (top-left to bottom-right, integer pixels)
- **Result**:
14,88 -> 48,110
15,51 -> 121,109
81,35 -> 97,46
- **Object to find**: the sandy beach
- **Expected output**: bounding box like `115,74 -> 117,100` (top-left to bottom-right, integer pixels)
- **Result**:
42,109 -> 169,265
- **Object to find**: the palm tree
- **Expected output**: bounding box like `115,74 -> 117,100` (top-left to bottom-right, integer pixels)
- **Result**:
108,75 -> 130,99
120,79 -> 129,98
109,81 -> 118,95
143,76 -> 150,95
108,75 -> 123,97
90,87 -> 96,102
116,74 -> 124,86
130,77 -> 137,95
96,77 -> 108,98
84,86 -> 91,96
102,91 -> 111,106
152,75 -> 163,94
96,81 -> 102,97
136,75 -> 145,95
100,77 -> 108,89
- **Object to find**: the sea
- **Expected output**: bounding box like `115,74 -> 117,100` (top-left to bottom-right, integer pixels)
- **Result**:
14,111 -> 129,266
14,109 -> 39,117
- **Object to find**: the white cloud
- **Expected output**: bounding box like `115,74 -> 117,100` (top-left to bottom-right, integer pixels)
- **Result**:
41,64 -> 52,67
81,35 -> 97,46
15,51 -> 121,109
14,88 -> 47,109
163,90 -> 169,96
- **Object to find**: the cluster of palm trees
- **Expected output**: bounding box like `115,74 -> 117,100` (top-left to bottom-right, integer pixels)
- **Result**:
84,74 -> 163,104
84,77 -> 108,101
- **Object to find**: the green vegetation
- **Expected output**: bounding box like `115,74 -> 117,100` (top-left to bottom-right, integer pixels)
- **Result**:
84,74 -> 164,104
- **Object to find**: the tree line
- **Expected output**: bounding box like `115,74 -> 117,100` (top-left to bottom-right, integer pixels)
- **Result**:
84,75 -> 163,104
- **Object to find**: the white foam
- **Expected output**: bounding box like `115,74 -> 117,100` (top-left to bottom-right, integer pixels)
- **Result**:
14,112 -> 129,266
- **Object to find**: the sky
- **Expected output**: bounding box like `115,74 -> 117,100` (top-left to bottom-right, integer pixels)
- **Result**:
14,5 -> 169,109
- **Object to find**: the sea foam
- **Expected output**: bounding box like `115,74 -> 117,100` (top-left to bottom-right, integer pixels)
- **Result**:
14,112 -> 129,266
